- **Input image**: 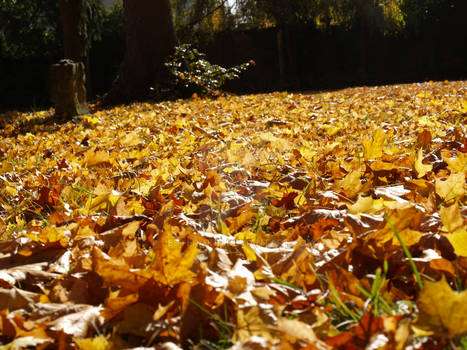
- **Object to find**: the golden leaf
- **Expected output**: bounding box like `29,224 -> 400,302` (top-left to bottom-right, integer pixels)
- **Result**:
441,150 -> 467,173
335,170 -> 363,198
435,172 -> 465,202
416,276 -> 467,338
363,128 -> 388,159
120,131 -> 142,147
414,148 -> 432,178
440,202 -> 464,233
73,335 -> 108,350
242,242 -> 257,261
446,228 -> 467,257
82,149 -> 110,167
149,225 -> 198,286
234,306 -> 275,342
101,290 -> 139,321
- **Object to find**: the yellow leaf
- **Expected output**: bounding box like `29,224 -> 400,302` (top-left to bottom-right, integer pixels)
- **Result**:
416,276 -> 467,338
435,172 -> 465,202
153,300 -> 175,321
324,141 -> 339,154
121,131 -> 142,147
225,204 -> 257,233
391,228 -> 423,247
416,115 -> 438,128
335,170 -> 363,198
416,92 -> 431,98
298,141 -> 317,161
348,195 -> 375,214
368,204 -> 420,245
363,128 -> 388,159
92,247 -> 151,291
74,335 -> 108,350
81,190 -> 121,215
323,124 -> 342,136
414,148 -> 432,178
446,228 -> 467,257
101,290 -> 139,320
440,202 -> 464,233
441,150 -> 467,173
0,161 -> 13,174
82,114 -> 99,126
127,199 -> 146,214
259,132 -> 279,143
150,225 -> 199,286
82,149 -> 110,167
25,225 -> 68,246
459,99 -> 467,113
234,229 -> 257,241
234,306 -> 274,342
4,185 -> 18,197
242,242 -> 257,261
277,318 -> 318,344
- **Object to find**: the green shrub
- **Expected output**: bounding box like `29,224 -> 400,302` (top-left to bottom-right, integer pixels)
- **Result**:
165,44 -> 254,96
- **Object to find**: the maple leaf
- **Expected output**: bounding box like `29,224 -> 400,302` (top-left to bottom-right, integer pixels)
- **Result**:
362,128 -> 389,159
415,276 -> 467,338
440,202 -> 464,233
435,172 -> 465,202
149,225 -> 199,286
73,335 -> 108,350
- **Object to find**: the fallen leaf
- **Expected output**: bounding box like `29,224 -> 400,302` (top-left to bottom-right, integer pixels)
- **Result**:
414,148 -> 432,178
435,172 -> 465,202
363,128 -> 388,159
446,228 -> 467,257
74,335 -> 108,350
416,276 -> 467,338
149,225 -> 199,286
440,202 -> 464,233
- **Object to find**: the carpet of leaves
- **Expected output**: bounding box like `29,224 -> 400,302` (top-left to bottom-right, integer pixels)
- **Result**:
0,80 -> 466,349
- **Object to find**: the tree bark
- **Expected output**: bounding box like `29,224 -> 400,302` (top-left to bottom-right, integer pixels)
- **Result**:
277,26 -> 286,87
59,0 -> 88,65
358,17 -> 369,79
104,0 -> 177,104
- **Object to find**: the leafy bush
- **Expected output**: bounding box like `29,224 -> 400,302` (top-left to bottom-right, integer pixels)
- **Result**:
165,44 -> 254,96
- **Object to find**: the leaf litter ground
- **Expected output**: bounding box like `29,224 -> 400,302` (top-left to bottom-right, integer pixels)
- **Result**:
0,80 -> 466,349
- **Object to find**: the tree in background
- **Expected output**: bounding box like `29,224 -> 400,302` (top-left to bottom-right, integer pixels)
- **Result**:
234,0 -> 316,88
0,0 -> 61,59
231,0 -> 406,82
58,0 -> 103,96
104,0 -> 177,104
171,0 -> 234,42
58,0 -> 103,67
325,0 -> 406,76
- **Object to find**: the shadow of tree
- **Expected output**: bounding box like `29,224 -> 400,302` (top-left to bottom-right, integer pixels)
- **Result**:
0,111 -> 77,138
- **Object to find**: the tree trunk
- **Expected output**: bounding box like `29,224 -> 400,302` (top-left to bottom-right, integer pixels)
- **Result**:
104,0 -> 177,104
59,0 -> 88,66
358,17 -> 369,79
277,24 -> 298,89
277,26 -> 286,87
55,0 -> 89,119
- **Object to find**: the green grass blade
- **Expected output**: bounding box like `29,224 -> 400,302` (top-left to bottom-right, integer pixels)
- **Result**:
385,214 -> 423,290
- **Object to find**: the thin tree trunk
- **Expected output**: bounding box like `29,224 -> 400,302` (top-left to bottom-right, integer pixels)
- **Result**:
277,25 -> 286,87
358,17 -> 369,79
104,0 -> 177,104
59,0 -> 88,64
59,0 -> 91,94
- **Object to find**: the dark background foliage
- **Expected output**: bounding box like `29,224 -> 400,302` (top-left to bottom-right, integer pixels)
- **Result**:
0,0 -> 466,111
